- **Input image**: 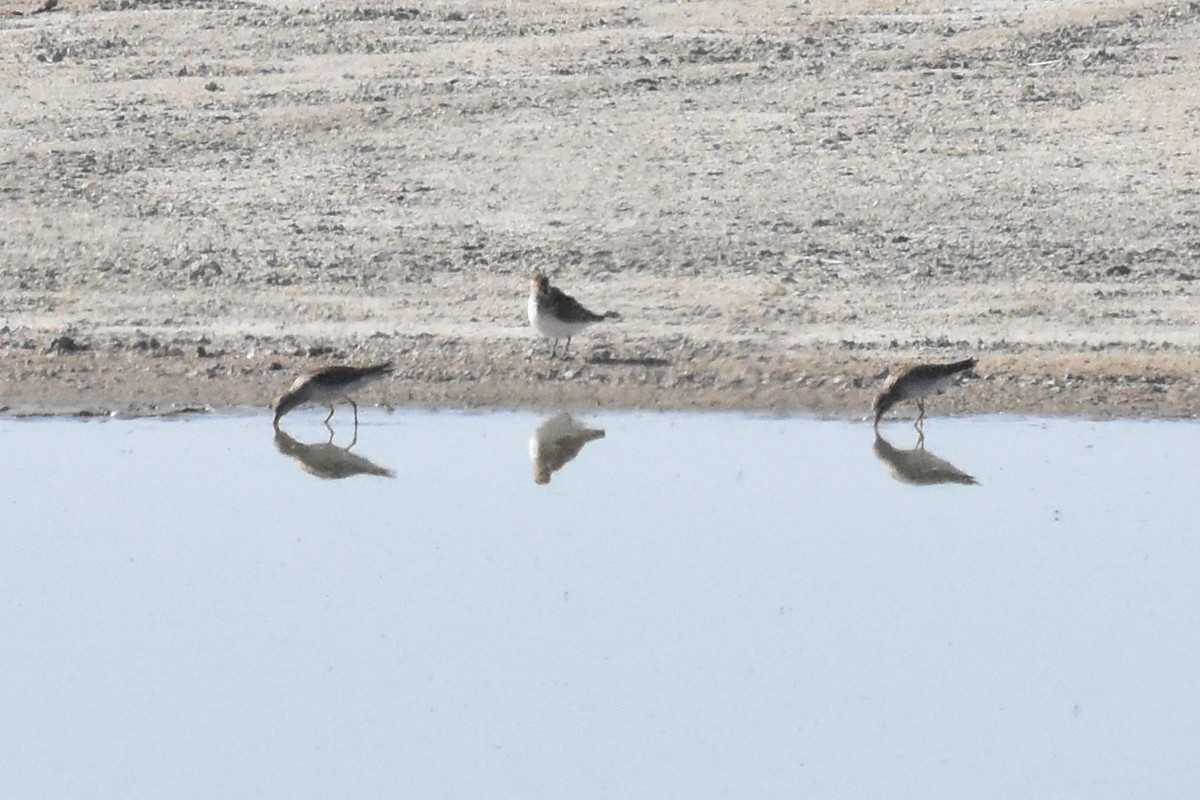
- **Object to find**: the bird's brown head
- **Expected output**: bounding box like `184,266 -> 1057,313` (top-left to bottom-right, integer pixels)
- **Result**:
872,389 -> 896,427
272,391 -> 300,426
531,273 -> 549,294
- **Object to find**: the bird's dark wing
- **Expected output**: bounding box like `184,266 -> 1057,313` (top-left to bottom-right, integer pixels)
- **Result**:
309,362 -> 393,387
906,359 -> 975,382
546,286 -> 605,323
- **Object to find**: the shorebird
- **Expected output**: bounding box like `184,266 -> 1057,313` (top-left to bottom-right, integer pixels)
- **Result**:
272,361 -> 393,427
872,357 -> 976,427
528,412 -> 606,485
527,273 -> 619,358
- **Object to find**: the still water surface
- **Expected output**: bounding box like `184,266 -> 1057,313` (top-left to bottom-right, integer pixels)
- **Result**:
1,411 -> 1198,798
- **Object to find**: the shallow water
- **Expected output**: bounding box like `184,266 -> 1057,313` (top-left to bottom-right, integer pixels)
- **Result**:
2,411 -> 1198,798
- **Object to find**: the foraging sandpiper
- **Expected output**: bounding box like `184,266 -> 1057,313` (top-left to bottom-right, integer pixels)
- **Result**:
527,273 -> 619,358
872,358 -> 976,427
272,361 -> 394,427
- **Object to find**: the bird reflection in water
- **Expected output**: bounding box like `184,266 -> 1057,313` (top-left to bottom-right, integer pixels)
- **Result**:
529,413 -> 606,485
873,428 -> 978,487
273,426 -> 395,480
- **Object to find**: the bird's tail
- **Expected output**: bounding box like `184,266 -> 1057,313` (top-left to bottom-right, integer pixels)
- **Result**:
948,357 -> 977,374
602,311 -> 621,320
371,361 -> 395,375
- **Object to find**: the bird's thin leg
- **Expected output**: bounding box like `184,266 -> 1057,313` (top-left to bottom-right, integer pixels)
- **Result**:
916,399 -> 926,423
348,426 -> 359,449
324,404 -> 335,425
549,339 -> 558,358
916,428 -> 926,450
563,337 -> 572,359
349,397 -> 359,427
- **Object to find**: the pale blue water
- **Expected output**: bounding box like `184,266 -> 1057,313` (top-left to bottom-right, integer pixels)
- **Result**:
1,412 -> 1198,799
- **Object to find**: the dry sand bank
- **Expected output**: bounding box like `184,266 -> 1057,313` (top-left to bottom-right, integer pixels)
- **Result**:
1,0 -> 1198,418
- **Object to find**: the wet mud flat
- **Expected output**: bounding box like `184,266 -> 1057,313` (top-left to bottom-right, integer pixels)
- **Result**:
1,0 -> 1198,417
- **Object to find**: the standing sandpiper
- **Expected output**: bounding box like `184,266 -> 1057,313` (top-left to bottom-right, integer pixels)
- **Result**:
272,361 -> 394,427
527,273 -> 619,358
872,358 -> 977,427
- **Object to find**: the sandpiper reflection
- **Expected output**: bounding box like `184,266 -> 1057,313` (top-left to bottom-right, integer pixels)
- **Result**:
529,413 -> 606,485
873,429 -> 978,487
273,426 -> 394,480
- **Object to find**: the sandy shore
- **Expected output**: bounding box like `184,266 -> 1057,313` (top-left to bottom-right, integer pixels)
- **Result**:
2,0 -> 1198,418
